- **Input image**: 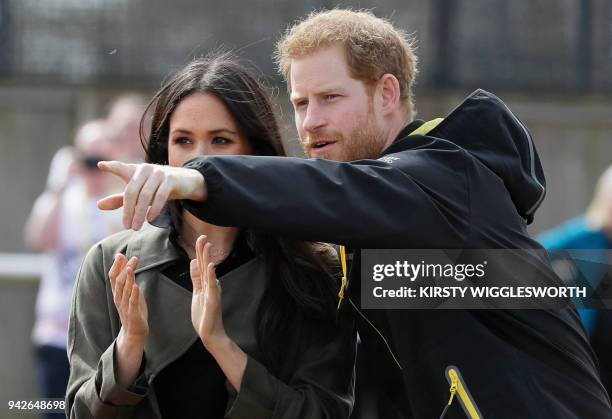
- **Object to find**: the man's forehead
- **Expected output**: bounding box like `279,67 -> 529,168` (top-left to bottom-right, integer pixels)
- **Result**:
289,46 -> 357,97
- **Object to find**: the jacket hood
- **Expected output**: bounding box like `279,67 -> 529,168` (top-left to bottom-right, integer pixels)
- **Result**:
427,89 -> 546,224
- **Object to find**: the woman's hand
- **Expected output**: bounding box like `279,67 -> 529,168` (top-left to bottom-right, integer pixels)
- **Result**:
96,161 -> 207,231
109,254 -> 148,387
190,235 -> 247,391
190,235 -> 227,349
110,254 -> 149,341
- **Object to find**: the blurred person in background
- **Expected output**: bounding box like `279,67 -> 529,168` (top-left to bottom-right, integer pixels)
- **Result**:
24,119 -> 124,414
66,54 -> 355,419
539,165 -> 612,398
107,94 -> 148,163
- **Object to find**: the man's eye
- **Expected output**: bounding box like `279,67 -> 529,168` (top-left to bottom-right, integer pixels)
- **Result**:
212,137 -> 232,145
325,94 -> 340,101
294,100 -> 308,109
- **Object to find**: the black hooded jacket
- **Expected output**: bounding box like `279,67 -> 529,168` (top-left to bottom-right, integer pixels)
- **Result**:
182,90 -> 612,418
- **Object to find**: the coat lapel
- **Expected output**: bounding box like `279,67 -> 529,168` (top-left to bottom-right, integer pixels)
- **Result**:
119,223 -> 269,379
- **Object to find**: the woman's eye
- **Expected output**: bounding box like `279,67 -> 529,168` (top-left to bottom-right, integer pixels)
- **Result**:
211,137 -> 232,145
325,94 -> 340,101
174,137 -> 192,145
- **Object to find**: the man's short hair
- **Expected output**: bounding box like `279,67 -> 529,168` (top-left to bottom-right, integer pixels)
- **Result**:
275,9 -> 418,116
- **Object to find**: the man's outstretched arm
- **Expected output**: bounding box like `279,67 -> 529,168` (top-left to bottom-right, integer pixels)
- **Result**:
98,153 -> 468,248
181,154 -> 469,248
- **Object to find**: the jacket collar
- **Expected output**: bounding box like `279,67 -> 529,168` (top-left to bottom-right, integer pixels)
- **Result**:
380,119 -> 426,157
399,119 -> 426,140
126,223 -> 181,274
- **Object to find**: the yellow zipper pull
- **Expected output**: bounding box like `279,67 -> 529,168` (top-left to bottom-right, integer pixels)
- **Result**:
439,373 -> 459,419
445,366 -> 483,419
448,374 -> 458,405
337,245 -> 348,310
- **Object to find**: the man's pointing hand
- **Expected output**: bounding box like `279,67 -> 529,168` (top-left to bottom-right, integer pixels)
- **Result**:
97,160 -> 207,230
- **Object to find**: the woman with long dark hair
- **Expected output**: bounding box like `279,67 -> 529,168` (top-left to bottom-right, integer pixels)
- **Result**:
66,52 -> 356,418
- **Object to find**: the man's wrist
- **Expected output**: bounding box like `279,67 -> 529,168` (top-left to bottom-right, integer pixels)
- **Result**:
185,168 -> 207,201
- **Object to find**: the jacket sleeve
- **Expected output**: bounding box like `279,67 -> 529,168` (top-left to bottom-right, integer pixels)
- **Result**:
225,312 -> 357,419
183,152 -> 469,248
65,244 -> 149,418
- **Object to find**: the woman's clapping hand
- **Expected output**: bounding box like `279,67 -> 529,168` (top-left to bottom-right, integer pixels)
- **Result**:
190,235 -> 227,349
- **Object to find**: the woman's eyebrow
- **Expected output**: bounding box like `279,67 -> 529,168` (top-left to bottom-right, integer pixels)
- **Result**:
209,128 -> 238,135
170,127 -> 238,135
169,128 -> 194,135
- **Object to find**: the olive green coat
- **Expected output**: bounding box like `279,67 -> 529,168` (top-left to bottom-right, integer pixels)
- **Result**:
65,224 -> 356,418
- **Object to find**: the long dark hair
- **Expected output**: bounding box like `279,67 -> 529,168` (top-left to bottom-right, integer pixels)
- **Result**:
141,52 -> 340,372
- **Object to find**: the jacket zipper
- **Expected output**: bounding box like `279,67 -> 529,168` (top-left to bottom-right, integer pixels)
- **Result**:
337,246 -> 402,370
438,371 -> 458,419
348,297 -> 403,371
337,246 -> 349,309
440,365 -> 483,419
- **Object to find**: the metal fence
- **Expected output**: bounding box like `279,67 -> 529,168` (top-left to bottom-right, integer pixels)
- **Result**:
1,0 -> 610,92
430,0 -> 611,93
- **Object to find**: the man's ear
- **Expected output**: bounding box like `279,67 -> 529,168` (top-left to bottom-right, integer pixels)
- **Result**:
378,74 -> 401,115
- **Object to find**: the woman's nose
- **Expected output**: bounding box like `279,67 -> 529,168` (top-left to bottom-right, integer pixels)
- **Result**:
195,142 -> 209,157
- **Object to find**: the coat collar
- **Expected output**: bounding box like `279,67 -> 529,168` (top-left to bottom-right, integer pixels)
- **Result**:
122,224 -> 267,381
124,223 -> 181,274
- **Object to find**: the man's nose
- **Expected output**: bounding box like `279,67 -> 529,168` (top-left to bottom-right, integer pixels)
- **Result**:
302,102 -> 326,133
